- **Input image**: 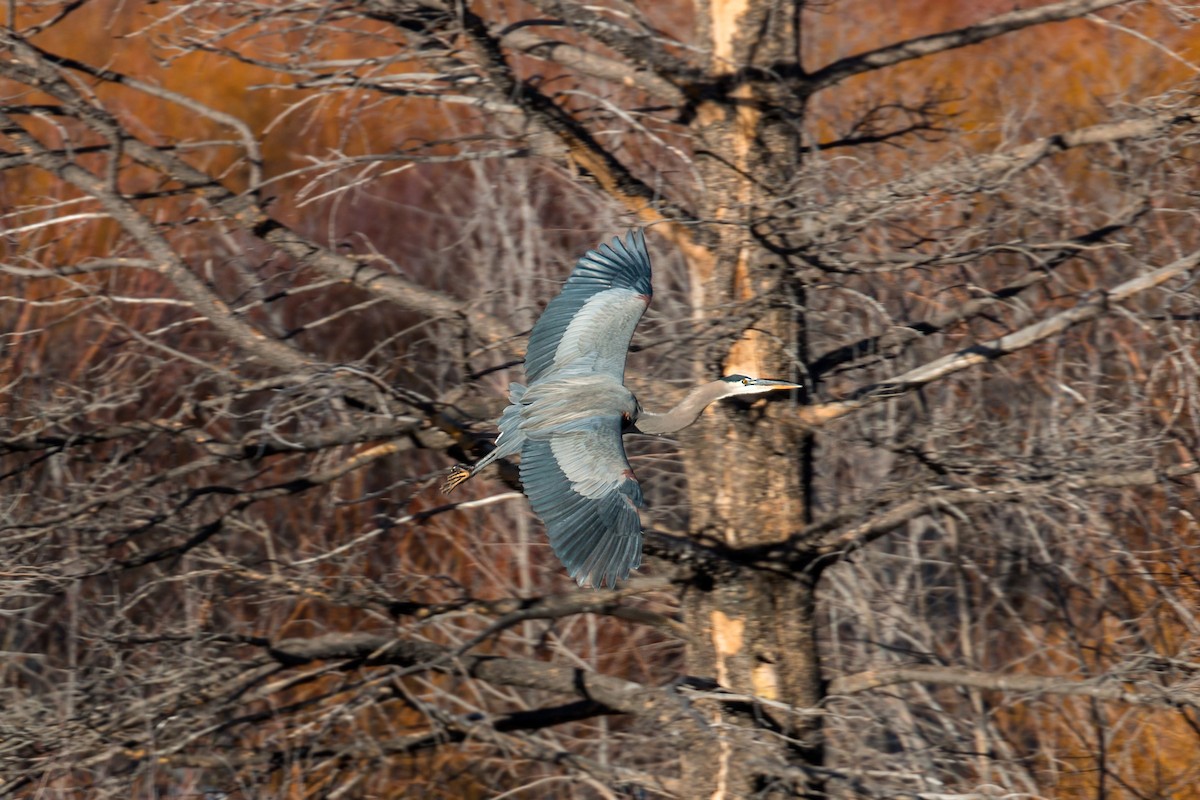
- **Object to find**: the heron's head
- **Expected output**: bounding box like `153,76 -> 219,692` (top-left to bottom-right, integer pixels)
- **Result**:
718,374 -> 803,398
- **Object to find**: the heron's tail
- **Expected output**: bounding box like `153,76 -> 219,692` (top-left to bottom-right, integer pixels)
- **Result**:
441,383 -> 527,494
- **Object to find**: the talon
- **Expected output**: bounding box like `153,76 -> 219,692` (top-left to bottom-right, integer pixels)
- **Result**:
442,465 -> 472,494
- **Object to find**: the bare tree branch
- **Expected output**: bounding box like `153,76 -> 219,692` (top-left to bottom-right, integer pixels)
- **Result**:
806,0 -> 1133,94
0,29 -> 520,350
500,24 -> 685,104
267,632 -> 662,715
448,3 -> 696,232
812,106 -> 1200,239
831,664 -> 1200,710
800,249 -> 1200,427
0,109 -> 308,371
813,461 -> 1200,559
809,217 -> 1138,379
520,0 -> 696,81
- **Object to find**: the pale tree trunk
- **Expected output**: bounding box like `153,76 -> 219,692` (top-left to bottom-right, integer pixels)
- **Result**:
682,2 -> 823,796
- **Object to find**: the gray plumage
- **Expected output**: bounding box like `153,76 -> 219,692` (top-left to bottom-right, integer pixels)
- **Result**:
444,231 -> 801,588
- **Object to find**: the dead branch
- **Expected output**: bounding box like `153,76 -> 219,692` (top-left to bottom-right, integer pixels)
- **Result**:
806,0 -> 1133,94
268,631 -> 661,715
800,249 -> 1200,427
830,664 -> 1200,710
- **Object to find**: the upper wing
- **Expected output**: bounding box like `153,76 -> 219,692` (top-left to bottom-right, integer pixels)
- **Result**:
519,417 -> 643,588
525,230 -> 652,384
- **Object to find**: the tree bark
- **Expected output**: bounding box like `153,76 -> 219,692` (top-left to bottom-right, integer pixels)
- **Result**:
683,2 -> 822,795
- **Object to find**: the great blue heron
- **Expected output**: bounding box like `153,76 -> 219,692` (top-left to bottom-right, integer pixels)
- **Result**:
444,230 -> 801,587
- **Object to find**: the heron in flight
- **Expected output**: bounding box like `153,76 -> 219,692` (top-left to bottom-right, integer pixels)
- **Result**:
444,231 -> 801,587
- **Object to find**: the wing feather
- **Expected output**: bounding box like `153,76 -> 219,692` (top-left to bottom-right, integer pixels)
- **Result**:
519,418 -> 643,588
525,230 -> 652,384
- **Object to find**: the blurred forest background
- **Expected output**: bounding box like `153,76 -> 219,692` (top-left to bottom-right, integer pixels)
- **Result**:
3,0 -> 1200,797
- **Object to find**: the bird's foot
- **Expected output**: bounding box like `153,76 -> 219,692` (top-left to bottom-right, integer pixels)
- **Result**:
442,465 -> 472,494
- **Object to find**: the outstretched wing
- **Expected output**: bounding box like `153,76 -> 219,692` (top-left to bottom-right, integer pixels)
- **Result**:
519,417 -> 643,588
525,230 -> 652,384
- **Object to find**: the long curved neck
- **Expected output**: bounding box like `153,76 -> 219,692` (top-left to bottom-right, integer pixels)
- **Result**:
634,380 -> 731,435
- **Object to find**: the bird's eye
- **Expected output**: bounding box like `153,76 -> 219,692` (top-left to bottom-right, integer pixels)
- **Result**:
741,378 -> 751,385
